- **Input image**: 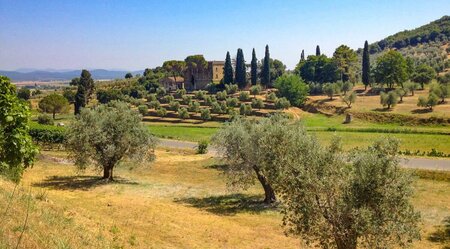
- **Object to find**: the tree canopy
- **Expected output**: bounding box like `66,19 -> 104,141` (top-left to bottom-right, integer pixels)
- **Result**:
362,40 -> 371,88
223,51 -> 234,85
261,45 -> 271,87
66,101 -> 158,180
333,45 -> 358,82
274,74 -> 309,107
39,93 -> 69,119
251,48 -> 258,85
0,76 -> 38,182
374,50 -> 408,89
235,48 -> 247,88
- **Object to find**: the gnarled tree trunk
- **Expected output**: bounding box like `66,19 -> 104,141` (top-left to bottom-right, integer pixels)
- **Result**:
253,166 -> 276,204
102,164 -> 114,181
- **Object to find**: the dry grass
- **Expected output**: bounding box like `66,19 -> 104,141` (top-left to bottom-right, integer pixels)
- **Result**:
308,85 -> 450,118
0,149 -> 449,248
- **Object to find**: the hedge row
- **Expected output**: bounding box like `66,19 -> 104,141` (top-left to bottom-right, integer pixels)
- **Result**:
29,122 -> 66,144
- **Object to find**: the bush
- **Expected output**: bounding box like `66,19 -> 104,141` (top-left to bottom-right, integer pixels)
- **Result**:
211,102 -> 224,114
37,114 -> 54,125
225,84 -> 239,94
274,75 -> 309,106
239,91 -> 250,101
181,94 -> 192,105
29,124 -> 65,145
251,98 -> 265,109
275,97 -> 291,109
249,85 -> 262,96
174,88 -> 186,98
194,90 -> 206,100
32,89 -> 42,96
196,141 -> 208,154
138,105 -> 148,115
200,108 -> 211,121
168,101 -> 180,111
323,83 -> 337,100
161,95 -> 175,104
63,88 -> 76,103
148,100 -> 160,109
341,91 -> 357,108
204,95 -> 217,106
216,90 -> 228,100
226,97 -> 239,107
266,92 -> 278,102
178,107 -> 189,119
188,101 -> 200,113
156,87 -> 166,97
239,103 -> 252,115
156,108 -> 167,117
147,94 -> 157,102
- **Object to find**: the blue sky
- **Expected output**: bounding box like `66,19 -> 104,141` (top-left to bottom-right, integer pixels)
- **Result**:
0,0 -> 449,71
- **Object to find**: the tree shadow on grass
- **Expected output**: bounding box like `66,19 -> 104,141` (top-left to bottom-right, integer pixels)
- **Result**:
428,216 -> 450,248
411,108 -> 432,114
175,193 -> 278,216
32,175 -> 138,191
371,107 -> 392,112
204,163 -> 229,172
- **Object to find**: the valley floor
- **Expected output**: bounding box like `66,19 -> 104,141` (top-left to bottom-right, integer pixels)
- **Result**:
0,149 -> 449,248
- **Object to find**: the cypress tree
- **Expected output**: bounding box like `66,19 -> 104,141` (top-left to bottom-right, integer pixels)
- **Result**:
316,45 -> 321,56
261,45 -> 271,87
251,48 -> 258,85
74,69 -> 94,115
300,49 -> 305,62
223,51 -> 234,85
362,40 -> 370,90
235,48 -> 247,88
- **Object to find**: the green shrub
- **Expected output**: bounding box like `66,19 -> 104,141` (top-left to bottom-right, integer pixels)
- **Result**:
138,105 -> 148,115
204,95 -> 217,106
161,95 -> 175,104
249,85 -> 262,97
188,101 -> 200,113
225,84 -> 239,94
181,95 -> 192,105
239,103 -> 252,115
417,93 -> 439,111
156,87 -> 166,97
168,101 -> 180,111
148,100 -> 160,109
194,90 -> 207,100
266,92 -> 277,102
239,91 -> 250,101
274,74 -> 309,106
17,88 -> 31,100
29,123 -> 65,145
37,114 -> 54,125
156,108 -> 167,117
197,141 -> 208,154
275,97 -> 291,109
174,88 -> 186,98
226,97 -> 239,107
147,94 -> 157,102
200,108 -> 211,121
178,107 -> 189,119
380,91 -> 399,109
251,98 -> 265,109
211,102 -> 223,114
216,90 -> 228,100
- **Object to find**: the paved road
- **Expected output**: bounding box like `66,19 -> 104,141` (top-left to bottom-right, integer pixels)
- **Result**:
159,139 -> 450,171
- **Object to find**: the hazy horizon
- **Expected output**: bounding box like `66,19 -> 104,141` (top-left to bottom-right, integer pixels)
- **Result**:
1,0 -> 449,71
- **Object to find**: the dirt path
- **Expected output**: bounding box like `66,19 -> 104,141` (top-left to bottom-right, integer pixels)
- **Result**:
159,139 -> 450,171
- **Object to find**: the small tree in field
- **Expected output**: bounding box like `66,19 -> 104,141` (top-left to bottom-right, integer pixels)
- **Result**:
65,101 -> 158,180
200,108 -> 211,121
417,93 -> 439,111
323,83 -> 337,100
404,81 -> 419,96
395,87 -> 409,103
380,91 -> 398,109
341,91 -> 357,108
429,82 -> 450,103
278,137 -> 420,249
249,85 -> 262,97
39,93 -> 69,119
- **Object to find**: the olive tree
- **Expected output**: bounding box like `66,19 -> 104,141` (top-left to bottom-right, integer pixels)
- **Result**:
417,93 -> 439,111
212,115 -> 303,204
380,91 -> 398,109
0,76 -> 38,182
341,91 -> 357,108
65,101 -> 158,180
278,137 -> 420,249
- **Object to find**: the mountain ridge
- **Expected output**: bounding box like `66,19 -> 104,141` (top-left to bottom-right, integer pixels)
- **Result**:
0,69 -> 143,82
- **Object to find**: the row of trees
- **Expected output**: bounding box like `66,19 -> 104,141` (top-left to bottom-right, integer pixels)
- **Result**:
212,115 -> 420,249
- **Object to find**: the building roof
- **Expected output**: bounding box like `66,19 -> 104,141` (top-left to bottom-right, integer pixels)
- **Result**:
210,61 -> 225,65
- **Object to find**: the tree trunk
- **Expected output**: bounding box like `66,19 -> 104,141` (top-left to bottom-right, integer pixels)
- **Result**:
102,165 -> 114,181
253,166 -> 276,204
52,111 -> 56,120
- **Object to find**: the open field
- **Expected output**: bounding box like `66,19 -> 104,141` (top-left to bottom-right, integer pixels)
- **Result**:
0,149 -> 449,248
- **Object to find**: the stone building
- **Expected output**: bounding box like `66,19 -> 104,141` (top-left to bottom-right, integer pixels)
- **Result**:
184,60 -> 225,90
160,76 -> 184,91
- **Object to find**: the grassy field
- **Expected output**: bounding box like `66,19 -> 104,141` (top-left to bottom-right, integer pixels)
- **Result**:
146,113 -> 450,154
0,149 -> 449,248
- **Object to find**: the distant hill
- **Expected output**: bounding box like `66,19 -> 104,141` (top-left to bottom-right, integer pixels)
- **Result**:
0,69 -> 143,82
359,16 -> 450,73
368,15 -> 450,53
